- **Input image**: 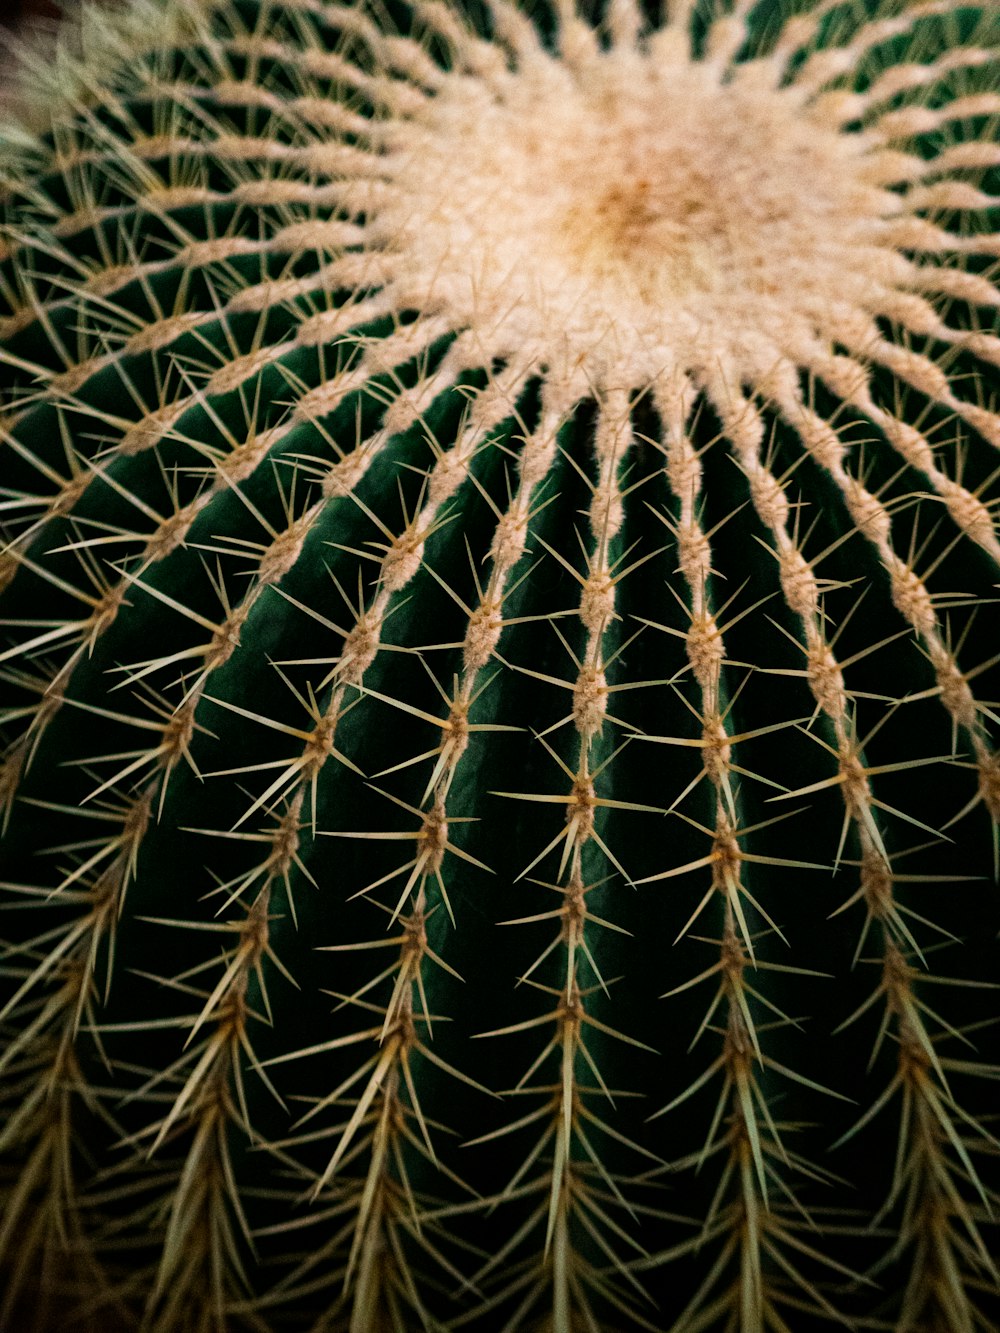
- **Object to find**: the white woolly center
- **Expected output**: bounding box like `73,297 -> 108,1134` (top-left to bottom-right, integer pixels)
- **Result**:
372,46 -> 898,391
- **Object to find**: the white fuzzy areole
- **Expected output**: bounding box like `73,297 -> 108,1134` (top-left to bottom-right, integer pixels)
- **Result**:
372,42 -> 903,394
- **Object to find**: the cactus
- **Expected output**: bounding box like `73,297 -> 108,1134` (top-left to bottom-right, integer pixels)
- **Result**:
1,0 -> 999,1328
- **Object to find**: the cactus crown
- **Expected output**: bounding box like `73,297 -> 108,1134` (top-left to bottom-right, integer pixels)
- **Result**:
1,0 -> 999,1329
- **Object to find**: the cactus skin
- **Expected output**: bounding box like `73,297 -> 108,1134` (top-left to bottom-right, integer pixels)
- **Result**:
1,0 -> 1000,1328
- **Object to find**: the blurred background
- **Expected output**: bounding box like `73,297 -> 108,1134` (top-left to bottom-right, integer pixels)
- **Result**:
5,0 -> 63,28
1,0 -> 94,119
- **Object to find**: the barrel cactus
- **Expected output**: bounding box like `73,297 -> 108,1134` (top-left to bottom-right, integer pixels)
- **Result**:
1,0 -> 999,1328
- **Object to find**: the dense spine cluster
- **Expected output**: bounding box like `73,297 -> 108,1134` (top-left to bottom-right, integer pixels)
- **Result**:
0,0 -> 999,1329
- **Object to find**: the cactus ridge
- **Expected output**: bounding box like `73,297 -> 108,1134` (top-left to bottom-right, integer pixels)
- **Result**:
1,0 -> 999,1329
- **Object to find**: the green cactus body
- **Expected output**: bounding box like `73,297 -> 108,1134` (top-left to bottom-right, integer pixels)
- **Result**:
1,0 -> 999,1328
